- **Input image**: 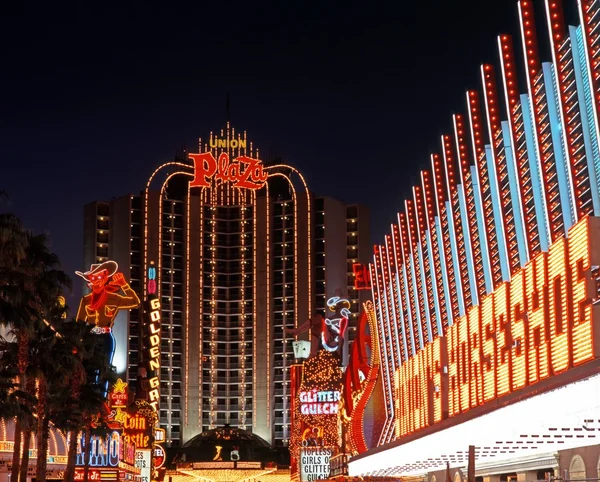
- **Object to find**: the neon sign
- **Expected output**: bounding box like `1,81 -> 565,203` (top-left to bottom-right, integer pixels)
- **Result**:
299,390 -> 341,415
322,297 -> 350,353
145,296 -> 161,411
108,378 -> 128,408
352,263 -> 372,290
147,262 -> 157,295
189,152 -> 268,189
122,401 -> 157,450
76,431 -> 120,468
75,260 -> 140,368
394,216 -> 600,438
209,137 -> 247,149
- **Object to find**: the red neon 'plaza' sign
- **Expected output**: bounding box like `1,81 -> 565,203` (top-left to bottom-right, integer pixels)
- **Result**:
189,152 -> 268,189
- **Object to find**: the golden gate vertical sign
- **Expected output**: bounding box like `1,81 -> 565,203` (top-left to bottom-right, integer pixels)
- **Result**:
394,216 -> 600,438
145,261 -> 161,411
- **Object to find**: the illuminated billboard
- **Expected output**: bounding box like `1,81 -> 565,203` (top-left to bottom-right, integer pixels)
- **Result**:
143,261 -> 161,411
393,216 -> 600,438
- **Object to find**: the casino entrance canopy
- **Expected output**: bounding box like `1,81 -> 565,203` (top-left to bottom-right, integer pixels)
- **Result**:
349,371 -> 600,477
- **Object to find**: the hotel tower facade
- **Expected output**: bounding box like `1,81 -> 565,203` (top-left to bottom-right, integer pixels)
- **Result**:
82,124 -> 371,448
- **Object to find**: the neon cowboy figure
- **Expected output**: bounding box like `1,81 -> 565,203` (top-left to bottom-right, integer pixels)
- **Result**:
75,260 -> 140,366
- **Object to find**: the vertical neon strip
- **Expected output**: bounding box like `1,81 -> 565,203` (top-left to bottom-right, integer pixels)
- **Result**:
404,202 -> 425,348
498,35 -> 538,259
485,145 -> 510,281
400,263 -> 416,356
210,191 -> 216,428
391,224 -> 410,361
467,91 -> 499,288
545,0 -> 591,221
521,93 -> 551,251
252,189 -> 258,431
394,271 -> 409,363
198,189 -> 204,428
441,134 -> 468,316
383,236 -> 403,366
382,239 -> 399,371
453,114 -> 482,304
416,242 -> 432,343
184,184 -> 190,427
373,249 -> 395,445
240,193 -> 247,428
578,0 -> 600,209
387,246 -> 406,365
421,170 -> 446,337
425,229 -> 443,335
542,62 -> 575,232
519,0 -> 564,242
470,165 -> 493,293
397,216 -> 417,355
431,153 -> 459,322
457,186 -> 478,306
413,185 -> 436,341
571,25 -> 600,215
266,182 -> 271,431
481,64 -> 514,278
445,199 -> 465,316
435,216 -> 453,326
501,121 -> 529,267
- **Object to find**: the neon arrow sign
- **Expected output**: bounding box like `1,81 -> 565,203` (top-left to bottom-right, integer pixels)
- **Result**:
189,152 -> 268,190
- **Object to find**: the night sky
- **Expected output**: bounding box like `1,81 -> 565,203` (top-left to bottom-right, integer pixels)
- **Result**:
0,0 -> 578,304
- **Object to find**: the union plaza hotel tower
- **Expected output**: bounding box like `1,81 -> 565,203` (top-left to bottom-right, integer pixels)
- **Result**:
82,124 -> 371,447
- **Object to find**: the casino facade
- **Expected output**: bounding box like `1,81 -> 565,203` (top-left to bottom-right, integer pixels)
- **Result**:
349,0 -> 600,479
82,124 -> 371,449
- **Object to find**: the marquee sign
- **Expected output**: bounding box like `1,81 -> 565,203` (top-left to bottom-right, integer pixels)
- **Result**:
300,447 -> 332,482
394,216 -> 600,438
189,152 -> 268,189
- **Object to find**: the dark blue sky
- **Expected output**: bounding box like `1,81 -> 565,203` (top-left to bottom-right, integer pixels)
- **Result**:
0,0 -> 576,302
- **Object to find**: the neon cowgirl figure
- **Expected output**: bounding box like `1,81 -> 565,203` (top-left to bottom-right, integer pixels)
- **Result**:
75,260 -> 140,367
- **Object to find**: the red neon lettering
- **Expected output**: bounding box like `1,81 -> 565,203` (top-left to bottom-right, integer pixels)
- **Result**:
190,152 -> 267,189
189,152 -> 217,187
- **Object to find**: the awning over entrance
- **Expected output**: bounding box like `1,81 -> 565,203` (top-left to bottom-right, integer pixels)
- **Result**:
349,373 -> 600,477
